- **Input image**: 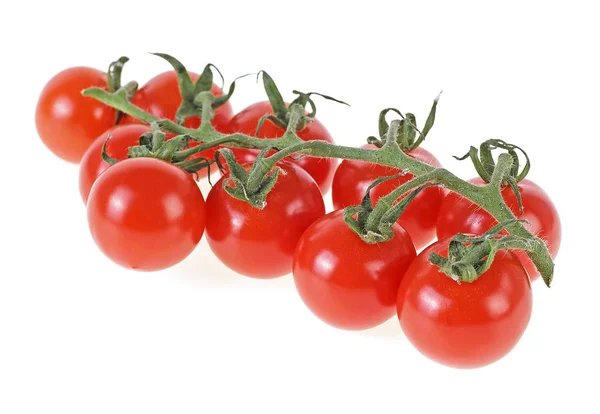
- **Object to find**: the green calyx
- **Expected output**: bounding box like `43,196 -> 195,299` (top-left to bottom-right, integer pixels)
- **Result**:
82,52 -> 556,288
101,122 -> 212,174
106,56 -> 138,125
257,71 -> 349,134
343,174 -> 438,244
152,53 -> 238,126
216,148 -> 282,209
429,219 -> 552,284
367,93 -> 441,152
455,139 -> 531,214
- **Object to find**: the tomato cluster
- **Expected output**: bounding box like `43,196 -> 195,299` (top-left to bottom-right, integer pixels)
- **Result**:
35,57 -> 561,370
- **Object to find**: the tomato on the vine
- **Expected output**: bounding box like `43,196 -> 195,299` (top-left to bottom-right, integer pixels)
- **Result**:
36,67 -> 116,163
122,70 -> 234,178
122,70 -> 232,130
79,124 -> 151,204
87,157 -> 206,271
436,178 -> 561,281
205,161 -> 325,279
396,238 -> 532,369
332,144 -> 444,250
293,210 -> 417,330
224,101 -> 337,193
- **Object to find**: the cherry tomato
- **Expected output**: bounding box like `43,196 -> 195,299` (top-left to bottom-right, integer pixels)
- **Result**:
205,161 -> 325,279
436,178 -> 561,281
225,101 -> 337,193
332,144 -> 444,250
122,71 -> 234,178
87,157 -> 206,271
396,238 -> 532,368
36,67 -> 116,163
293,210 -> 417,330
79,124 -> 151,204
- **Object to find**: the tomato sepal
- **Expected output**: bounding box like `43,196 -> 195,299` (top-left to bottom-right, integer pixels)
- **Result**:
454,139 -> 532,214
429,219 -> 553,285
151,53 -> 232,125
370,94 -> 440,151
215,147 -> 283,209
343,173 -> 436,244
106,56 -> 138,125
257,71 -> 348,133
98,122 -> 211,173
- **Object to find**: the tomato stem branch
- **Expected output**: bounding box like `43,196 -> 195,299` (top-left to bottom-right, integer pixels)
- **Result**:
82,85 -> 555,286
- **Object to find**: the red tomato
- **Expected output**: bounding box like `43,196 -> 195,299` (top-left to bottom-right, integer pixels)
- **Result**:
332,144 -> 444,250
205,161 -> 325,278
35,67 -> 116,163
293,210 -> 417,330
225,101 -> 337,193
79,124 -> 151,204
122,71 -> 234,178
87,158 -> 206,271
396,238 -> 532,369
436,178 -> 561,281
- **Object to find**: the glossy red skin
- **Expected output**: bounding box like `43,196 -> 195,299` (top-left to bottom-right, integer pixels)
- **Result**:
332,144 -> 444,250
293,210 -> 417,330
436,178 -> 561,281
225,101 -> 337,193
205,161 -> 325,279
122,71 -> 234,178
396,238 -> 532,369
79,124 -> 152,204
87,158 -> 206,271
36,67 -> 116,163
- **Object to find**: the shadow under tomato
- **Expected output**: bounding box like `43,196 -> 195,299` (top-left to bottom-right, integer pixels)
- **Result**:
172,238 -> 296,289
357,316 -> 407,340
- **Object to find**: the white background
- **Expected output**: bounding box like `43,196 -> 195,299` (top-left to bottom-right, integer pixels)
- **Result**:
1,1 -> 598,413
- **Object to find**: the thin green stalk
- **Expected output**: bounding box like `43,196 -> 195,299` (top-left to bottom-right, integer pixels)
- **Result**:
82,85 -> 555,286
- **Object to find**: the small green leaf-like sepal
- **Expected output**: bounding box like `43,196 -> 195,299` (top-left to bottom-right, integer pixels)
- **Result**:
258,71 -> 348,132
456,139 -> 531,185
139,132 -> 153,149
375,94 -> 440,151
106,56 -> 136,125
428,219 -> 537,284
152,53 -> 196,102
378,108 -> 404,143
107,56 -> 129,93
217,147 -> 283,209
341,172 -> 409,243
380,183 -> 438,227
259,71 -> 288,120
212,73 -> 253,110
417,92 -> 441,145
128,145 -> 154,158
153,136 -> 187,161
194,64 -> 219,94
101,135 -> 119,165
256,115 -> 287,135
216,148 -> 250,182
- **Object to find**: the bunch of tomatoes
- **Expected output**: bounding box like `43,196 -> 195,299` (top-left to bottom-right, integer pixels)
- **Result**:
35,56 -> 561,369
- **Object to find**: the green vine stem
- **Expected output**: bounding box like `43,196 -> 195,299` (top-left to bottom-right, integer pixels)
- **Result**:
82,87 -> 555,287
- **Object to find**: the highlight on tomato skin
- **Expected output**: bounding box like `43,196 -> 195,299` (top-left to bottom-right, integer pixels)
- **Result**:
225,101 -> 338,194
293,210 -> 417,331
79,124 -> 152,205
332,144 -> 445,251
86,157 -> 206,272
35,66 -> 116,163
205,161 -> 326,279
435,177 -> 561,281
396,238 -> 533,369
